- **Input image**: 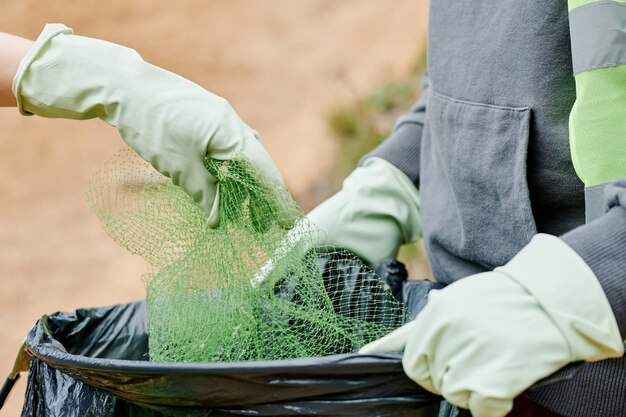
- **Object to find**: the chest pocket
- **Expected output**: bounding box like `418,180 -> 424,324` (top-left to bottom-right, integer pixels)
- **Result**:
420,91 -> 537,283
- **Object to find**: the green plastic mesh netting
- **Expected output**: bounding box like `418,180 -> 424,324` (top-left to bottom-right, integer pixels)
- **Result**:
87,149 -> 404,363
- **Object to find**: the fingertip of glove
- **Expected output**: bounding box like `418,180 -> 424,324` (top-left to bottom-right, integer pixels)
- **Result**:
358,342 -> 388,354
358,338 -> 395,354
206,213 -> 220,228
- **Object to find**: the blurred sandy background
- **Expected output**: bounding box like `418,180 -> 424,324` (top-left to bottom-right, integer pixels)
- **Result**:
0,1 -> 427,414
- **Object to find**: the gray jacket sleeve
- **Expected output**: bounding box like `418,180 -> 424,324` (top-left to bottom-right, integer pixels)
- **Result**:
363,74 -> 429,188
562,179 -> 626,336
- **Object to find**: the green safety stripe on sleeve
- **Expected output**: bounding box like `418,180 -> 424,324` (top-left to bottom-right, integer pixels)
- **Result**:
569,1 -> 626,74
569,64 -> 626,188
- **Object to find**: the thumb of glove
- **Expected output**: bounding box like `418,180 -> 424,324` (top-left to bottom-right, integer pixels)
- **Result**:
359,320 -> 415,354
170,158 -> 219,227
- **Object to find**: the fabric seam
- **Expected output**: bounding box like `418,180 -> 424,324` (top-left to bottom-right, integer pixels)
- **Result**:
430,90 -> 530,112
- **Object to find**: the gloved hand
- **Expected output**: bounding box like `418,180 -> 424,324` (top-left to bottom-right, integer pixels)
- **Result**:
360,234 -> 624,417
250,156 -> 420,286
12,24 -> 285,227
307,157 -> 421,266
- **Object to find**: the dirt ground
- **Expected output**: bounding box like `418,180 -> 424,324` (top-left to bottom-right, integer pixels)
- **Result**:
0,1 -> 427,414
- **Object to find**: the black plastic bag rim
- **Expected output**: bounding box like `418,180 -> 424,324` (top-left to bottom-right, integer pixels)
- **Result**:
26,335 -> 404,375
28,339 -> 585,384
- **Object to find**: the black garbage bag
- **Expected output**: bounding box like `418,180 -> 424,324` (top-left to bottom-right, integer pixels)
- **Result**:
6,255 -> 442,417
19,301 -> 444,417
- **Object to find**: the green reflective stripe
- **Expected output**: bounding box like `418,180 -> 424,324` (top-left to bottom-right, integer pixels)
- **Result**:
569,1 -> 626,74
569,64 -> 626,187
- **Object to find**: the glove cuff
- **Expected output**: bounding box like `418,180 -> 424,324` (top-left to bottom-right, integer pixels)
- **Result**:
496,234 -> 624,362
12,23 -> 73,115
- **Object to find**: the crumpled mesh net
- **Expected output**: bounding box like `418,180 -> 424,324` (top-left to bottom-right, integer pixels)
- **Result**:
87,149 -> 404,362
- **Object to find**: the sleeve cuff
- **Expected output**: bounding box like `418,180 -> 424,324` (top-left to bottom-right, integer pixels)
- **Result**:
363,121 -> 423,186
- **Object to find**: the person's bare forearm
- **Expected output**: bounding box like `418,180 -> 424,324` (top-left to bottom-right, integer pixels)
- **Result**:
0,32 -> 33,107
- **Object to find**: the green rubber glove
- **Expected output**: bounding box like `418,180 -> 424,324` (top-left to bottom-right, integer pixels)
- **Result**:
360,234 -> 623,417
12,24 -> 286,227
307,157 -> 421,266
